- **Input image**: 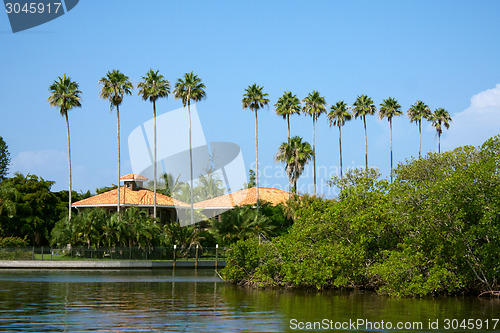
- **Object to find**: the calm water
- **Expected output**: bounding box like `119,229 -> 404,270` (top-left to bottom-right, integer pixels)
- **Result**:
0,269 -> 499,332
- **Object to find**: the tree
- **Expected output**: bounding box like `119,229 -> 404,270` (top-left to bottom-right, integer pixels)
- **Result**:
429,108 -> 452,153
99,70 -> 133,215
246,169 -> 256,188
352,95 -> 376,170
174,72 -> 206,226
275,91 -> 301,141
407,100 -> 431,158
302,91 -> 327,195
0,173 -> 61,245
242,84 -> 270,210
47,74 -> 82,222
275,136 -> 314,194
379,97 -> 402,182
0,136 -> 11,181
327,100 -> 352,179
137,69 -> 170,219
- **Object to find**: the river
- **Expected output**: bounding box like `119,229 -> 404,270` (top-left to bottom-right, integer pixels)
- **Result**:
0,269 -> 498,332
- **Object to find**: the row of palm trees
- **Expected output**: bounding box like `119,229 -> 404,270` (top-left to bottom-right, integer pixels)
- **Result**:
49,70 -> 206,223
242,86 -> 453,198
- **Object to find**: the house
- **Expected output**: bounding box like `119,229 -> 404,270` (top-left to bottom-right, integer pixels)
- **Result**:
72,174 -> 189,223
73,174 -> 292,224
194,186 -> 291,219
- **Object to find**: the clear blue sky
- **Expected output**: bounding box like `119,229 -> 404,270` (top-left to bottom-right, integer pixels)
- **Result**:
2,0 -> 500,198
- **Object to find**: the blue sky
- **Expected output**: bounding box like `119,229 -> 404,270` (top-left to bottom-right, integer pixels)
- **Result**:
2,0 -> 500,198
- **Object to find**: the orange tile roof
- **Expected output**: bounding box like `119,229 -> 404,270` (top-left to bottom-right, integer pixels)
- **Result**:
120,174 -> 148,181
194,187 -> 291,209
73,187 -> 189,207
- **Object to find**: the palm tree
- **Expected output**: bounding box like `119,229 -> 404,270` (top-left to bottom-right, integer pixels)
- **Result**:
302,91 -> 327,195
242,84 -> 269,210
275,136 -> 314,194
379,97 -> 402,182
275,91 -> 301,141
407,100 -> 431,158
327,101 -> 351,179
99,70 -> 133,215
352,95 -> 376,170
174,72 -> 206,225
48,74 -> 82,222
137,69 -> 170,219
275,91 -> 301,194
429,108 -> 452,153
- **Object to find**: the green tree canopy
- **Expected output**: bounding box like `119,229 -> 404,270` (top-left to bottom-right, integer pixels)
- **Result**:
0,136 -> 10,181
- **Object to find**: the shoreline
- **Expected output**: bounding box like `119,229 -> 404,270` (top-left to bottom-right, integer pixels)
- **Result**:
0,260 -> 225,269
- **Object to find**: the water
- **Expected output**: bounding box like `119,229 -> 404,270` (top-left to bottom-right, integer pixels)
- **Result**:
0,269 -> 499,332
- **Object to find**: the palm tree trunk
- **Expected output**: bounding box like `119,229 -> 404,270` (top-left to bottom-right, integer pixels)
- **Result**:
153,100 -> 157,219
117,105 -> 121,216
438,132 -> 441,154
287,115 -> 291,197
287,114 -> 290,142
65,112 -> 72,222
364,116 -> 368,170
312,115 -> 316,195
255,109 -> 259,211
418,119 -> 422,158
339,125 -> 343,179
390,118 -> 393,183
188,100 -> 194,226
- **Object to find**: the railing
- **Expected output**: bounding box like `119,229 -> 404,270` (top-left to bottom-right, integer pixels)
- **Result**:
0,245 -> 226,262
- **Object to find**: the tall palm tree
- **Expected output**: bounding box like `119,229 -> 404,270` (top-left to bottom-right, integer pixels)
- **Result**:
275,91 -> 301,194
137,69 -> 170,219
407,100 -> 431,158
275,136 -> 314,194
379,97 -> 402,182
242,84 -> 270,210
174,72 -> 206,226
48,74 -> 82,222
99,70 -> 133,215
275,91 -> 301,141
429,108 -> 452,153
302,91 -> 327,195
327,100 -> 351,179
352,95 -> 376,170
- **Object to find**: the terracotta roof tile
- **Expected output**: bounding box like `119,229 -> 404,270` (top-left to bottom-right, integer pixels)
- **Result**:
73,187 -> 189,207
120,173 -> 148,181
194,187 -> 290,208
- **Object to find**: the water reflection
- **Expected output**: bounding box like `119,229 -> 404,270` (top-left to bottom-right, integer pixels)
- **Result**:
0,269 -> 498,332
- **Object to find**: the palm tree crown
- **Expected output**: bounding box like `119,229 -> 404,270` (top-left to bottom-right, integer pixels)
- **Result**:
379,97 -> 402,182
353,94 -> 376,169
48,74 -> 82,116
327,100 -> 351,127
174,72 -> 206,225
275,91 -> 301,140
407,100 -> 431,158
138,69 -> 170,103
327,100 -> 351,178
275,136 -> 314,193
174,72 -> 206,106
302,90 -> 326,195
138,69 -> 170,219
48,74 -> 82,222
430,108 -> 452,153
242,84 -> 270,210
99,70 -> 133,110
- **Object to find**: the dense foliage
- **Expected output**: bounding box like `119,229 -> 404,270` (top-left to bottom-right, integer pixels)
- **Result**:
0,174 -> 62,245
222,136 -> 500,296
0,136 -> 10,181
